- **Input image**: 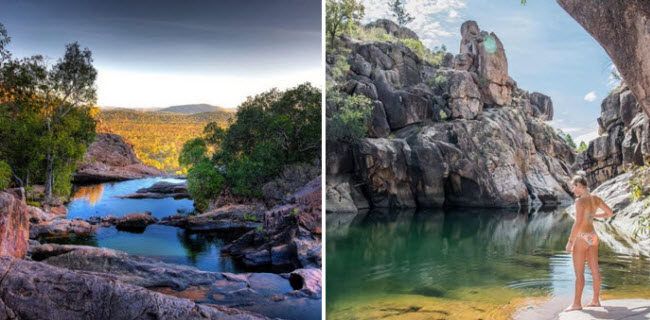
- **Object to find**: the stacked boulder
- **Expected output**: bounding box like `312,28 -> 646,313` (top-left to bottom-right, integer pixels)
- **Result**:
326,20 -> 576,212
575,84 -> 650,188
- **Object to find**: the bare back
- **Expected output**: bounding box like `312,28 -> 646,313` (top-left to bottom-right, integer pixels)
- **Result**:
576,195 -> 599,233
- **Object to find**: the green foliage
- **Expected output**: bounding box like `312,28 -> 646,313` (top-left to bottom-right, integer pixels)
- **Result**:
388,0 -> 414,27
350,27 -> 393,42
564,134 -> 577,149
635,214 -> 650,238
331,55 -> 350,81
290,208 -> 298,216
183,83 -> 321,203
187,160 -> 225,211
326,0 -> 365,48
179,138 -> 208,167
256,225 -> 263,232
427,74 -> 447,87
0,161 -> 11,190
243,212 -> 257,222
628,165 -> 650,238
26,200 -> 40,207
326,94 -> 373,143
97,109 -> 231,174
439,110 -> 448,121
398,38 -> 446,67
577,141 -> 588,152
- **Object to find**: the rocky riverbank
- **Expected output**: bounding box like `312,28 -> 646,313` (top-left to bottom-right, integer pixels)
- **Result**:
1,163 -> 322,319
326,20 -> 576,212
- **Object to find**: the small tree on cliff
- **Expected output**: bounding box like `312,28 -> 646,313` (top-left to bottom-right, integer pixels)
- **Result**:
564,134 -> 577,149
578,141 -> 588,152
326,0 -> 365,48
388,0 -> 414,28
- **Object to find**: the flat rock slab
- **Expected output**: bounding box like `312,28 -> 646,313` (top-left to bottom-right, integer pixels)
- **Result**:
560,300 -> 650,320
0,256 -> 269,320
516,297 -> 650,320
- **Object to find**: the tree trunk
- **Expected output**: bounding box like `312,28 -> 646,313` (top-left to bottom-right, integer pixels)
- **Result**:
44,114 -> 53,204
44,152 -> 53,204
556,0 -> 650,117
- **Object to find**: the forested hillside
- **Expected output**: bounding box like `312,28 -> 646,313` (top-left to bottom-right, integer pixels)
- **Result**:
97,109 -> 233,174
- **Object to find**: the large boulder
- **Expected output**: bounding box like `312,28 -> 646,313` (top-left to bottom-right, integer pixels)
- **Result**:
0,189 -> 29,258
455,20 -> 511,106
29,218 -> 97,239
0,256 -> 269,320
74,133 -> 167,183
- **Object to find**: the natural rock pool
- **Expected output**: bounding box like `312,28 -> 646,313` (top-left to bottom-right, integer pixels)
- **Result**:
39,177 -> 245,273
326,208 -> 650,319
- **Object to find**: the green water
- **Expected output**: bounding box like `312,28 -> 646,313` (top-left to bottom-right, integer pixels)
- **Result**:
326,208 -> 650,318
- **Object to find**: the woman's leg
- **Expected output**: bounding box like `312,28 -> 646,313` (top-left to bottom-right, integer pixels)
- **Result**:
585,242 -> 601,307
566,238 -> 588,311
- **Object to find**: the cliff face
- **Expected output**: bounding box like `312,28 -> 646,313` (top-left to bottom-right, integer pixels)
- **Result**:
575,85 -> 650,188
326,20 -> 576,212
74,133 -> 167,183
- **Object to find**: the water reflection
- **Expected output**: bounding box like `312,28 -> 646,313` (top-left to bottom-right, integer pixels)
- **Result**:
39,225 -> 243,273
72,184 -> 104,205
67,177 -> 194,219
326,207 -> 650,309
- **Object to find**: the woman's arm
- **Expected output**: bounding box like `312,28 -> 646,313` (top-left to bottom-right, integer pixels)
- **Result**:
593,196 -> 614,218
566,201 -> 584,253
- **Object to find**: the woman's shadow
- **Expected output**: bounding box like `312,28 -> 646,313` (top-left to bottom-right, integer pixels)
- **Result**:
578,305 -> 650,319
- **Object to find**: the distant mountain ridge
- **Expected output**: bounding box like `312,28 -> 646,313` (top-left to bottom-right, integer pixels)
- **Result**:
99,104 -> 234,114
158,104 -> 231,114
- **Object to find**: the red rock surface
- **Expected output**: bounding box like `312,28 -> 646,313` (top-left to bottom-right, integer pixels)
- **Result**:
0,189 -> 29,258
74,133 -> 167,183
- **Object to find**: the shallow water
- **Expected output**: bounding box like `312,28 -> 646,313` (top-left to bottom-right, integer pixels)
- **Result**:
326,208 -> 650,319
42,178 -> 245,273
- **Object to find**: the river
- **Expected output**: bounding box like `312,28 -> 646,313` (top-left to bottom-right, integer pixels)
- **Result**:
37,177 -> 245,273
326,208 -> 650,319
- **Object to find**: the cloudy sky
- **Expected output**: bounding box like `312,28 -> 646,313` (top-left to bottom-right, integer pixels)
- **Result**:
0,0 -> 322,109
361,0 -> 615,144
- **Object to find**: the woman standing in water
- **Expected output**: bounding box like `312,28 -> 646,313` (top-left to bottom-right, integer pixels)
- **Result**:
564,172 -> 614,312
